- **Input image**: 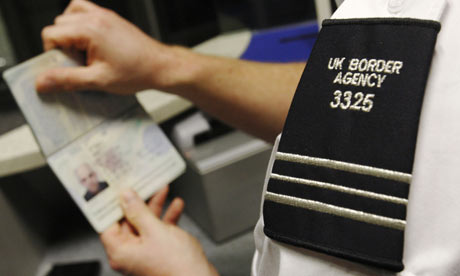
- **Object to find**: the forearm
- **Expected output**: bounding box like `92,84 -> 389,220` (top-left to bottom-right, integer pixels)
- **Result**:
159,46 -> 305,143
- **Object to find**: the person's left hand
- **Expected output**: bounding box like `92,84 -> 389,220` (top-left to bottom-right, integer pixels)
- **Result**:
100,186 -> 218,276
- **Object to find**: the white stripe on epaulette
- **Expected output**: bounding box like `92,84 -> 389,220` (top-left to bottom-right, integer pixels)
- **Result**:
270,173 -> 408,205
276,152 -> 411,183
265,192 -> 406,230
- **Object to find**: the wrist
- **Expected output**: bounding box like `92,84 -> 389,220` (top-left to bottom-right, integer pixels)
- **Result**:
149,45 -> 205,96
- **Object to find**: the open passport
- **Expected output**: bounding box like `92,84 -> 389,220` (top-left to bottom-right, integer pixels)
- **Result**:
3,50 -> 186,232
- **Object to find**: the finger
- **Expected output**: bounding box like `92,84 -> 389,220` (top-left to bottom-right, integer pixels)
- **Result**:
41,24 -> 90,51
54,13 -> 86,26
119,188 -> 161,236
35,66 -> 99,93
100,223 -> 134,274
64,0 -> 100,14
163,197 -> 185,225
147,186 -> 169,217
100,223 -> 121,252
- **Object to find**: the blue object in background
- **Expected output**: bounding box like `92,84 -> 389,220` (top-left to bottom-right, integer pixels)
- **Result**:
240,21 -> 318,63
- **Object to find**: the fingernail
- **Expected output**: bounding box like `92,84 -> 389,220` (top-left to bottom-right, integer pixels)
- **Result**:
121,189 -> 136,205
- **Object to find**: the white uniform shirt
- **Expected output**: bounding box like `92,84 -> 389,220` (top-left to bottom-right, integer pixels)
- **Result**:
252,0 -> 460,275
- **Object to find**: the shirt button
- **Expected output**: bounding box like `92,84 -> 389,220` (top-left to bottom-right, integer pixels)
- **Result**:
388,0 -> 404,14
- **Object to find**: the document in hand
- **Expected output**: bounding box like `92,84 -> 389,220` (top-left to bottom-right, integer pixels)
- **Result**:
3,50 -> 186,232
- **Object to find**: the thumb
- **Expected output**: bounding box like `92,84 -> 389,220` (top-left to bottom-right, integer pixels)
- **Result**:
119,188 -> 161,236
35,66 -> 99,93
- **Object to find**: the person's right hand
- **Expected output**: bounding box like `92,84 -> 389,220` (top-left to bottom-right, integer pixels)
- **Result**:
101,187 -> 219,276
36,0 -> 190,95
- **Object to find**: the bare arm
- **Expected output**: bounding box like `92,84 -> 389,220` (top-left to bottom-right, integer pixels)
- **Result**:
157,48 -> 304,142
36,0 -> 305,142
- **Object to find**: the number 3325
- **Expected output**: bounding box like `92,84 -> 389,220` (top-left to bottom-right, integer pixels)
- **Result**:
329,90 -> 374,112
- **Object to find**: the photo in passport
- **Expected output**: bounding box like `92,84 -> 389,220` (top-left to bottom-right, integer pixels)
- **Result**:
74,162 -> 109,202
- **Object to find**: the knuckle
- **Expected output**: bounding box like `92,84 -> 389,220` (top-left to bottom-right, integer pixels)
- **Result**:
62,83 -> 74,91
68,0 -> 81,9
93,69 -> 110,88
80,24 -> 95,40
100,7 -> 113,16
44,74 -> 57,88
41,26 -> 51,39
90,13 -> 107,28
84,66 -> 103,85
92,10 -> 115,30
97,5 -> 116,16
53,15 -> 62,25
85,73 -> 99,88
59,73 -> 76,91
